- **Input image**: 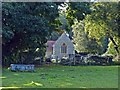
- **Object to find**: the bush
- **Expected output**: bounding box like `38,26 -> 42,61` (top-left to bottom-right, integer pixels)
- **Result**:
112,58 -> 120,65
60,58 -> 71,65
51,59 -> 61,64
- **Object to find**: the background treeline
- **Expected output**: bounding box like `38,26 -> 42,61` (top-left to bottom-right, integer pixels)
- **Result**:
2,2 -> 120,66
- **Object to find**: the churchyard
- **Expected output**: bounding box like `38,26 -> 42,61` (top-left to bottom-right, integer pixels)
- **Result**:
2,1 -> 120,89
1,65 -> 118,89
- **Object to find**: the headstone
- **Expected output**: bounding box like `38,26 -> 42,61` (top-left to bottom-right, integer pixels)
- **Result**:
10,64 -> 34,72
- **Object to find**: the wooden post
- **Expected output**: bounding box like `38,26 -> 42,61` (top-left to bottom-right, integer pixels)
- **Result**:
73,54 -> 75,66
0,36 -> 2,67
73,58 -> 75,66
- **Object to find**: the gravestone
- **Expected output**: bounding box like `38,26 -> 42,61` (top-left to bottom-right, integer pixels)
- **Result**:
10,64 -> 34,72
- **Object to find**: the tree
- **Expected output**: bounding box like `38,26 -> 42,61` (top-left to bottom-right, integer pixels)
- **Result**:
2,2 -> 61,66
66,2 -> 91,26
65,2 -> 107,54
72,20 -> 88,53
72,20 -> 106,54
84,2 -> 120,58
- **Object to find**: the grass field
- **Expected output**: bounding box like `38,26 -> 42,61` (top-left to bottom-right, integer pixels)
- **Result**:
1,65 -> 118,89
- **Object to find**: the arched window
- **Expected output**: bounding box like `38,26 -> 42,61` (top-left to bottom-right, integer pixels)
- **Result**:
61,43 -> 67,53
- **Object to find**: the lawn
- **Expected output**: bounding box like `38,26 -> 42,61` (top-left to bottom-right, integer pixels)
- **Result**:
1,65 -> 118,89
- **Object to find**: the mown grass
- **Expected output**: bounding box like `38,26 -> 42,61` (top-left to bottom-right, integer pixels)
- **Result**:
1,65 -> 118,88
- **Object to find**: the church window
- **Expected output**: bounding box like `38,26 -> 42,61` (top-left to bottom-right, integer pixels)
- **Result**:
61,43 -> 67,53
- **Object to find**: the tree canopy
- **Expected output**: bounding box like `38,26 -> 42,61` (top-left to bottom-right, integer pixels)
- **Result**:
84,2 -> 119,56
2,2 -> 61,66
66,2 -> 119,56
2,2 -> 120,66
66,2 -> 91,25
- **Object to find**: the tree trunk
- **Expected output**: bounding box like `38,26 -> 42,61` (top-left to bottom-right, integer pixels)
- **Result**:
109,36 -> 119,53
109,36 -> 120,61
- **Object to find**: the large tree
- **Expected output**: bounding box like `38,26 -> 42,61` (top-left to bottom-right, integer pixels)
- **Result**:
72,20 -> 88,53
66,2 -> 103,54
2,2 -> 61,66
72,20 -> 107,54
84,2 -> 120,58
65,2 -> 119,56
66,2 -> 91,26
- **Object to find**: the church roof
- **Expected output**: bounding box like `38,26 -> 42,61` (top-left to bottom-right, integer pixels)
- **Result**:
46,32 -> 72,51
54,32 -> 71,45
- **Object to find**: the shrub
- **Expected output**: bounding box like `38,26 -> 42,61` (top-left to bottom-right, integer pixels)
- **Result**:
51,59 -> 61,64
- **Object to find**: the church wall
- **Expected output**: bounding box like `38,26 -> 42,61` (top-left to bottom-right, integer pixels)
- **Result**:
52,33 -> 75,59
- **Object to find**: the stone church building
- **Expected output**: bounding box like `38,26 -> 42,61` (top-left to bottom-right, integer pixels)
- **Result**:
45,32 -> 75,60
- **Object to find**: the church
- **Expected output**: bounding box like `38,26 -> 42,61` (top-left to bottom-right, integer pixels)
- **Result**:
45,32 -> 75,60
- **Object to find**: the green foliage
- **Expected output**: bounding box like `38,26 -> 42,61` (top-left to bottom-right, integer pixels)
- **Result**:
106,37 -> 120,55
72,20 -> 88,53
72,20 -> 107,54
87,38 -> 101,54
61,2 -> 119,55
2,2 -> 60,66
84,2 -> 120,55
65,2 -> 119,55
66,2 -> 91,26
66,2 -> 108,54
49,31 -> 61,41
85,2 -> 119,37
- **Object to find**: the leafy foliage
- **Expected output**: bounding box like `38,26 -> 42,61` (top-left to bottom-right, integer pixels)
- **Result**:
84,2 -> 120,55
66,2 -> 119,55
72,20 -> 107,54
65,2 -> 107,54
72,20 -> 88,53
2,2 -> 60,66
66,2 -> 91,26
